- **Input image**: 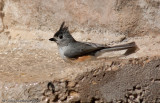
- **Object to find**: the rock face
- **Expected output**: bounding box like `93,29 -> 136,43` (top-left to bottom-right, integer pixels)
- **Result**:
0,0 -> 160,103
1,58 -> 160,103
2,0 -> 160,35
77,58 -> 160,102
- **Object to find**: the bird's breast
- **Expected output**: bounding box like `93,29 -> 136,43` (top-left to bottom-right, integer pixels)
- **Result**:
58,46 -> 68,59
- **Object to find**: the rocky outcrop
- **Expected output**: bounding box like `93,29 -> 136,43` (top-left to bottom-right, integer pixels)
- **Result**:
1,57 -> 160,103
2,0 -> 160,35
0,0 -> 160,103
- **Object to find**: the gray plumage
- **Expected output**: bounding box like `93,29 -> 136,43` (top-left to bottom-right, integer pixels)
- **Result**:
49,22 -> 137,60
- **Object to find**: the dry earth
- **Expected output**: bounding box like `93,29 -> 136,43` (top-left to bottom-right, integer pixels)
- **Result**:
0,0 -> 160,103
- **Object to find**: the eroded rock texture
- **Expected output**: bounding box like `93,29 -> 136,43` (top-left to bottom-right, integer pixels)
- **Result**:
1,0 -> 160,35
1,58 -> 159,103
0,0 -> 160,103
76,58 -> 160,102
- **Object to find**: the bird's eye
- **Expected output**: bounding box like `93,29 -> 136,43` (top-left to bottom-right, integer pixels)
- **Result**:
59,35 -> 63,39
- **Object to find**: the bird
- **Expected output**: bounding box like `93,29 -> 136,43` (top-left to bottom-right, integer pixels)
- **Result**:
49,22 -> 138,62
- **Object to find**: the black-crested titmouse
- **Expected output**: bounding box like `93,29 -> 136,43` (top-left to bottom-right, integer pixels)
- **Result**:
49,22 -> 138,62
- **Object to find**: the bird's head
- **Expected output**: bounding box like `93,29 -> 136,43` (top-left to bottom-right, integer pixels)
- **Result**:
49,22 -> 75,46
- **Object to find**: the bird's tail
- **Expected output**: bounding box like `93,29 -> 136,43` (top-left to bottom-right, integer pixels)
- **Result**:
96,42 -> 138,56
106,42 -> 137,51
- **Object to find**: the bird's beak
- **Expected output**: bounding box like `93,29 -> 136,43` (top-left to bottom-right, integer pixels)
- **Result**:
49,38 -> 56,42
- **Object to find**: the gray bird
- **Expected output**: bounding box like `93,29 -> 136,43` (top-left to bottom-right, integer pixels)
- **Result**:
49,22 -> 138,62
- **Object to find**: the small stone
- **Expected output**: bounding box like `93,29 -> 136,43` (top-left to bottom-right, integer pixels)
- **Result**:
58,93 -> 67,101
44,90 -> 52,96
54,83 -> 60,92
135,89 -> 142,94
60,82 -> 67,88
127,90 -> 133,95
69,91 -> 80,97
135,95 -> 141,102
129,95 -> 134,100
132,92 -> 138,98
136,85 -> 141,89
111,66 -> 118,71
92,81 -> 97,85
67,91 -> 80,102
117,100 -> 124,103
49,95 -> 56,102
68,81 -> 76,88
42,97 -> 49,103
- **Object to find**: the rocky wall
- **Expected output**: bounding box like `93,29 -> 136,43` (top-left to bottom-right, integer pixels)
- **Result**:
0,0 -> 160,103
1,0 -> 160,35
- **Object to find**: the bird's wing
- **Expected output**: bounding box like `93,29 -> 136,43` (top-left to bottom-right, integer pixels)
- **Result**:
64,42 -> 108,58
82,42 -> 107,48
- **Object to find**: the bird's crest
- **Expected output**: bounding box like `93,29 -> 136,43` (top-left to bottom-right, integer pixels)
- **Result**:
55,21 -> 69,37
